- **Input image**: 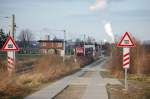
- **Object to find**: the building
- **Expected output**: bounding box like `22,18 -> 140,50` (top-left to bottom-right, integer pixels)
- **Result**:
74,41 -> 97,56
38,40 -> 64,55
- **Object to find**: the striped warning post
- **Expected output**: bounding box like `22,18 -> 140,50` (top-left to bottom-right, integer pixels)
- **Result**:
7,56 -> 14,72
123,48 -> 130,68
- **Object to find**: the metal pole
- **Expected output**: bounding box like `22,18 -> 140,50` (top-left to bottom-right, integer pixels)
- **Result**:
123,47 -> 129,90
93,39 -> 95,57
100,41 -> 102,56
12,14 -> 15,63
7,14 -> 15,76
125,68 -> 128,90
0,18 -> 1,29
84,34 -> 85,56
74,49 -> 77,63
63,30 -> 66,62
11,14 -> 15,39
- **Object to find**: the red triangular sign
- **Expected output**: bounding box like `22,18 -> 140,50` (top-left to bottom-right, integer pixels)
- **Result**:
1,36 -> 19,51
117,32 -> 135,47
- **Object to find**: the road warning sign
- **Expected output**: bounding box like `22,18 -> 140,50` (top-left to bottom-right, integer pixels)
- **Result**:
117,32 -> 136,90
117,32 -> 135,47
1,36 -> 19,51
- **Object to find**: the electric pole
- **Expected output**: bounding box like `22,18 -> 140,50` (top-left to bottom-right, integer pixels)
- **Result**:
10,14 -> 15,39
7,14 -> 16,76
92,38 -> 95,57
84,34 -> 86,56
63,30 -> 66,62
100,41 -> 102,56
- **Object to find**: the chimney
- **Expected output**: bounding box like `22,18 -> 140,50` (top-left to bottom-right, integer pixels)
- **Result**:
45,35 -> 50,40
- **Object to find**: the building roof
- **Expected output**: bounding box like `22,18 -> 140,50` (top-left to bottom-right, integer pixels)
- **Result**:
38,40 -> 63,43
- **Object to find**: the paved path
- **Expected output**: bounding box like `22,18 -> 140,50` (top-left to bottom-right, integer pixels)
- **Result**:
82,59 -> 120,99
24,67 -> 83,99
25,57 -> 121,99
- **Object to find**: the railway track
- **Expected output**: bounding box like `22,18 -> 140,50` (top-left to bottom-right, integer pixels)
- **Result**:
16,60 -> 35,74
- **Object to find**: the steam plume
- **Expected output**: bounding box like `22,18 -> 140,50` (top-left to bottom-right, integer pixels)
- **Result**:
104,22 -> 114,42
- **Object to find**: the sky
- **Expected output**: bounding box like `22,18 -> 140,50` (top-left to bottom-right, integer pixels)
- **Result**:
0,0 -> 150,42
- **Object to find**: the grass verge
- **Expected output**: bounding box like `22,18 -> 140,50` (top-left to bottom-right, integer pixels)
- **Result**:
106,84 -> 150,99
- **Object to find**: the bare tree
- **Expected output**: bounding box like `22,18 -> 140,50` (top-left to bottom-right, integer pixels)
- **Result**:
18,29 -> 34,48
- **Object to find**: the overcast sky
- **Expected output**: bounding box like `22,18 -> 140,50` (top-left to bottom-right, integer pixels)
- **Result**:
0,0 -> 150,41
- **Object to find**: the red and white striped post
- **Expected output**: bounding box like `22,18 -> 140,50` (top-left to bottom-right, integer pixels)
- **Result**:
123,48 -> 130,68
117,32 -> 135,90
123,47 -> 130,90
7,56 -> 14,71
7,52 -> 15,76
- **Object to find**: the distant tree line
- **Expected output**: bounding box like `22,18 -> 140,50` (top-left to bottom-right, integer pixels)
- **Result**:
17,29 -> 36,54
17,29 -> 34,48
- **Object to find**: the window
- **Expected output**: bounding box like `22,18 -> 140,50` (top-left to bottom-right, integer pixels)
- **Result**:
42,42 -> 46,46
57,43 -> 63,48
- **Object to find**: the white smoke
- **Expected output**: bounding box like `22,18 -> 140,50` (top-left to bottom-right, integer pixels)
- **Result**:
103,39 -> 107,43
104,22 -> 114,43
89,0 -> 107,11
89,0 -> 115,42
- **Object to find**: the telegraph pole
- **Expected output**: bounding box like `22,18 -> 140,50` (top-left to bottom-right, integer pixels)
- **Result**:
100,41 -> 103,56
10,14 -> 15,39
84,34 -> 86,56
92,38 -> 95,57
98,41 -> 100,56
63,30 -> 66,62
8,14 -> 16,76
11,14 -> 15,63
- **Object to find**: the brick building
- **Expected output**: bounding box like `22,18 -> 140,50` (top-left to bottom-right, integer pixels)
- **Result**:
38,40 -> 64,55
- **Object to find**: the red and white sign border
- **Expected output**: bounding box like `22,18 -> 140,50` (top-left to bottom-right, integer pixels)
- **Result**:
1,36 -> 20,51
117,32 -> 135,47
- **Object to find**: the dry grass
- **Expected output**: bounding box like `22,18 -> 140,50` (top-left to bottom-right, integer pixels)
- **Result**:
109,40 -> 150,76
128,74 -> 150,82
107,84 -> 150,99
130,41 -> 150,74
0,55 -> 94,98
108,46 -> 124,78
106,42 -> 150,99
0,77 -> 31,98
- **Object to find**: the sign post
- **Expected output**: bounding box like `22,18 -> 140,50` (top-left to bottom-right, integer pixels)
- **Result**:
123,47 -> 130,90
117,32 -> 135,90
63,30 -> 66,62
1,14 -> 19,76
1,36 -> 19,76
